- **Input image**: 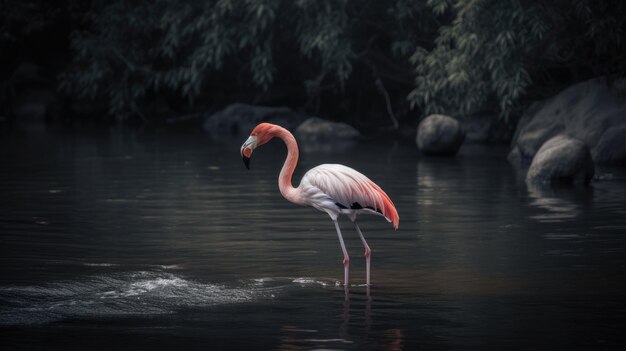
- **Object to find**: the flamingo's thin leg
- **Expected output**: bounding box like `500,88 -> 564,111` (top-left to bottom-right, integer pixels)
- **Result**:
353,221 -> 371,286
333,219 -> 349,287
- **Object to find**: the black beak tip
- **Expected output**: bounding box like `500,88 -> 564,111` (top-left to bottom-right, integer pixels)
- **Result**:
242,156 -> 250,170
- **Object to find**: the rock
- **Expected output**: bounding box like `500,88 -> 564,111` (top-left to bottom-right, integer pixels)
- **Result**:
295,117 -> 360,142
461,115 -> 491,143
416,114 -> 465,156
294,117 -> 360,152
526,135 -> 595,184
507,144 -> 524,165
594,126 -> 626,163
8,62 -> 61,130
13,89 -> 59,123
203,103 -> 306,140
509,77 -> 626,164
459,114 -> 514,144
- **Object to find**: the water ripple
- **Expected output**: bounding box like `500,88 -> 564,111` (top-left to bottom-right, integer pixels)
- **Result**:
0,271 -> 274,325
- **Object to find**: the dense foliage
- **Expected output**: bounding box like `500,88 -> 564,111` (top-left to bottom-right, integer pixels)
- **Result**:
409,0 -> 626,121
2,0 -> 625,125
53,0 -> 437,123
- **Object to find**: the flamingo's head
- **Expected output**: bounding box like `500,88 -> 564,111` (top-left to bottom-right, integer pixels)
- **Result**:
240,123 -> 278,169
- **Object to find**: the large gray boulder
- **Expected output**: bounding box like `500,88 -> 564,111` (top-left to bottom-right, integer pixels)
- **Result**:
295,117 -> 360,141
527,135 -> 595,184
416,114 -> 465,156
509,77 -> 626,164
294,117 -> 360,152
203,103 -> 306,140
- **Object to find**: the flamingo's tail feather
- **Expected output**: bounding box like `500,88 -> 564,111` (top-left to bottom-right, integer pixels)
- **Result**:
370,182 -> 399,230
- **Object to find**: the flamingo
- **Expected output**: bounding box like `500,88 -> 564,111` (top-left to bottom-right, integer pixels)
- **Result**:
240,123 -> 399,287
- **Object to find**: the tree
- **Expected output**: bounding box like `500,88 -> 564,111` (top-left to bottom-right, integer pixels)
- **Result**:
57,0 -> 439,125
4,0 -> 625,127
408,0 -> 626,121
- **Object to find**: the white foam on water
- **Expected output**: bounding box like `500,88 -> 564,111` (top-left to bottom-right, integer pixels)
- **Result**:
0,271 -> 274,325
0,273 -> 349,325
252,277 -> 339,288
292,277 -> 330,287
83,263 -> 119,267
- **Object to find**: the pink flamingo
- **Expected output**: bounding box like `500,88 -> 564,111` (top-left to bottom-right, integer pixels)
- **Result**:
240,123 -> 399,286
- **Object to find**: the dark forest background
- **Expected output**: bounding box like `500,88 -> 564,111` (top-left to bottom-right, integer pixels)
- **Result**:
1,0 -> 625,134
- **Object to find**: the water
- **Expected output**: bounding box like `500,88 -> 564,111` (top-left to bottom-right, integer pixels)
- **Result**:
1,129 -> 625,350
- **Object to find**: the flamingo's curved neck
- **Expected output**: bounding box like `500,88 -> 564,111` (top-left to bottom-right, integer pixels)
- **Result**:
274,127 -> 302,205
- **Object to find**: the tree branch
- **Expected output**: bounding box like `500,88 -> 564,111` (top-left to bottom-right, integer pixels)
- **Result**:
367,60 -> 399,129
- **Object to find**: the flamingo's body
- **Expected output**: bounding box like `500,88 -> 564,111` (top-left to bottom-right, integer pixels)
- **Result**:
240,123 -> 398,286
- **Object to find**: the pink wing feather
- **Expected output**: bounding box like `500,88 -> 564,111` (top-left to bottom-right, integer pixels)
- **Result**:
299,164 -> 399,229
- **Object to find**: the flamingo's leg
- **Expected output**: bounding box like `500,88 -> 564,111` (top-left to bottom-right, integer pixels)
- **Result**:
332,219 -> 349,287
353,221 -> 371,286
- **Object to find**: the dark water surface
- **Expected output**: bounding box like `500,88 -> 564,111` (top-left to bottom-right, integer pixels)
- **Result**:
1,129 -> 626,350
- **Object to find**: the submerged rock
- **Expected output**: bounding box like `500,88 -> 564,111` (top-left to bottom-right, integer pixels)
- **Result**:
203,103 -> 306,140
526,135 -> 594,184
510,77 -> 626,164
416,114 -> 465,156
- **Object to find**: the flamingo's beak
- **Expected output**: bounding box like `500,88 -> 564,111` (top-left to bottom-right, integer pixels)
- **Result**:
242,155 -> 250,170
240,135 -> 257,170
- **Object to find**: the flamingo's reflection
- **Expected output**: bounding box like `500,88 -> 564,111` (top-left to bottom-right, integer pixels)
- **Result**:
277,286 -> 404,350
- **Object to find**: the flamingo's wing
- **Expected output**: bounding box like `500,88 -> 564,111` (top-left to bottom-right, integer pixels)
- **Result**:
300,164 -> 399,229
